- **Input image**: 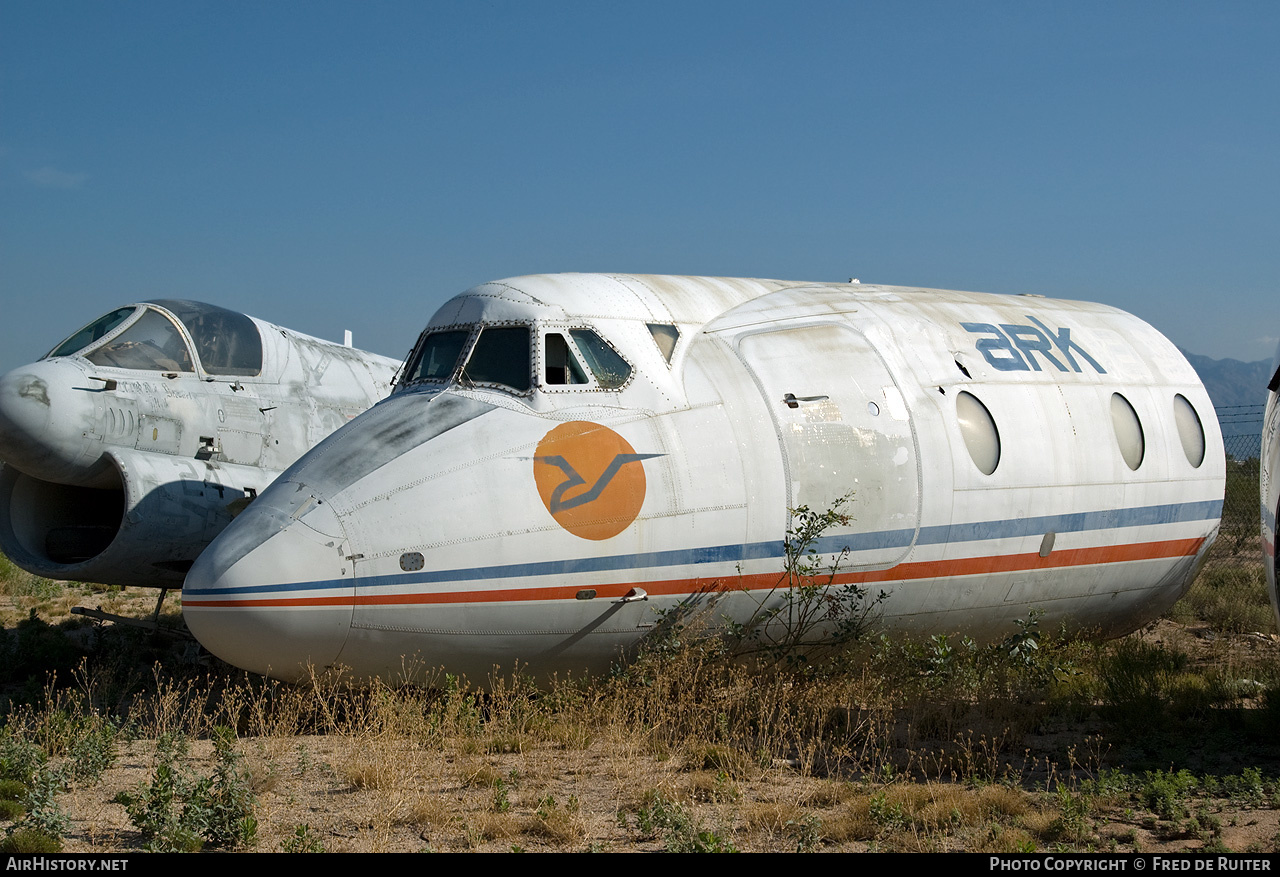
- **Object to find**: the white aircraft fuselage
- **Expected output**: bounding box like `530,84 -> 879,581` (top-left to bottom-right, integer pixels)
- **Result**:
182,275 -> 1225,683
0,300 -> 398,588
1263,344 -> 1280,629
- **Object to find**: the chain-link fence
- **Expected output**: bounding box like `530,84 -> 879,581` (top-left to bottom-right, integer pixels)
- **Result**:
1187,405 -> 1270,631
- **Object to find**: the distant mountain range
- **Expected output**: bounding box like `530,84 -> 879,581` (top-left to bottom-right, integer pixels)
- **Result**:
1180,350 -> 1273,412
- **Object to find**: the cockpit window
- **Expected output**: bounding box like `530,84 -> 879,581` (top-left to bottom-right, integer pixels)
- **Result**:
544,333 -> 589,386
46,307 -> 136,358
461,326 -> 531,393
404,329 -> 471,383
647,323 -> 680,364
569,329 -> 631,389
85,309 -> 195,372
148,300 -> 263,376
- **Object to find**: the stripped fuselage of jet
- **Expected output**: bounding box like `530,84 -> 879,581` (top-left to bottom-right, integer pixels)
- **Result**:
182,275 -> 1225,682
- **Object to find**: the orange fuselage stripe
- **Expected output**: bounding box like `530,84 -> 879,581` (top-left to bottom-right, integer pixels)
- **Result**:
182,536 -> 1205,610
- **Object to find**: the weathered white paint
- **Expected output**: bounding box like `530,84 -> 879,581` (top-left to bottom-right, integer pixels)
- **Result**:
0,301 -> 398,587
1263,342 -> 1280,629
182,274 -> 1225,683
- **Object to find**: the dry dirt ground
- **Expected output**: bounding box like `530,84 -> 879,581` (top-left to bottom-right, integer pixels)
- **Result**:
10,587 -> 1280,853
50,711 -> 1280,853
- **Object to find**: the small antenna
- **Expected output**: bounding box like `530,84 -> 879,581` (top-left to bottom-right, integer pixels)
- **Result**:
343,330 -> 353,348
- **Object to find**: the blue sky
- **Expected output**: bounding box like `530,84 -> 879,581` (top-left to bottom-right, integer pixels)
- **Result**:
1,1 -> 1276,374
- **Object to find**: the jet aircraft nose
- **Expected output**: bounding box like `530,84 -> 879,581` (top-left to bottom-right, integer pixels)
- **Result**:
183,481 -> 356,681
0,359 -> 101,483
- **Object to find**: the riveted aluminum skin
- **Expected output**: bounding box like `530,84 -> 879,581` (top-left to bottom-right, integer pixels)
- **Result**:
180,274 -> 1225,684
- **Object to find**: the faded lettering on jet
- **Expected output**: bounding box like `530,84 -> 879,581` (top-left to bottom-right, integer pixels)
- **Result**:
962,317 -> 1106,374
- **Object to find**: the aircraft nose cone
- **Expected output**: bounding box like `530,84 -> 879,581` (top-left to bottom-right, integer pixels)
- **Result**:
183,484 -> 356,681
0,360 -> 96,481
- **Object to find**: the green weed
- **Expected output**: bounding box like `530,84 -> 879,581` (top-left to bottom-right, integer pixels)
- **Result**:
281,823 -> 325,853
628,795 -> 738,852
0,828 -> 61,853
113,726 -> 257,851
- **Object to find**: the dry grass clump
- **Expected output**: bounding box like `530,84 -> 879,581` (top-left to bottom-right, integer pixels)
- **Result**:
518,794 -> 587,844
1168,563 -> 1274,636
461,810 -> 519,848
457,760 -> 506,789
404,791 -> 455,830
818,781 -> 1035,849
343,747 -> 402,791
741,799 -> 807,831
677,770 -> 741,804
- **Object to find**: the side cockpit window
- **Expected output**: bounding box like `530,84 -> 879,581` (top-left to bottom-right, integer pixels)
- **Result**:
85,309 -> 194,372
544,333 -> 589,386
569,329 -> 631,389
461,326 -> 531,393
46,307 -> 137,359
647,323 -> 679,364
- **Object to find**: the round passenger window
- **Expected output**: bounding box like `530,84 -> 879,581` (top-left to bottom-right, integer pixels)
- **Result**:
1110,393 -> 1145,471
1173,394 -> 1206,468
956,391 -> 1001,475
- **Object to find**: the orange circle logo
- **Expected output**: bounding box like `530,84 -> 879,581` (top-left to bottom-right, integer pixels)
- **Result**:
533,421 -> 659,541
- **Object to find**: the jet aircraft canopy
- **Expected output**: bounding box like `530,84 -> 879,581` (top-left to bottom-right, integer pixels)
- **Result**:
45,300 -> 263,377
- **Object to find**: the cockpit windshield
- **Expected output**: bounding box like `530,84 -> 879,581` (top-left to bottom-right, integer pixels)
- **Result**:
403,329 -> 472,384
400,322 -> 629,396
148,300 -> 263,376
461,327 -> 531,392
85,309 -> 195,372
46,307 -> 137,359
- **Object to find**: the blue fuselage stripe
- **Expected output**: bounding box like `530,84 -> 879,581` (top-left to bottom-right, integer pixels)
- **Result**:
185,498 -> 1222,596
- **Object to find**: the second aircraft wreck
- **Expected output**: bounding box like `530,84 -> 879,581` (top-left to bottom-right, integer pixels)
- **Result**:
0,300 -> 399,589
181,274 -> 1226,683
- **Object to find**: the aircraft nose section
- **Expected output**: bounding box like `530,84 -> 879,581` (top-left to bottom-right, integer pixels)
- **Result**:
0,360 -> 95,480
183,484 -> 356,681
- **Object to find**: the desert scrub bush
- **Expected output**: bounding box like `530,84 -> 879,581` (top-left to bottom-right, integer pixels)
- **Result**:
64,722 -> 119,783
874,611 -> 1080,707
826,781 -> 1034,848
0,779 -> 25,822
649,495 -> 886,680
281,823 -> 326,853
14,764 -> 69,842
0,612 -> 85,693
0,552 -> 62,610
1036,782 -> 1097,845
1140,769 -> 1199,821
1169,565 -> 1274,635
623,793 -> 738,853
8,706 -> 119,783
114,727 -> 258,851
597,498 -> 907,776
1096,639 -> 1243,729
0,730 -> 64,833
522,794 -> 586,844
0,729 -> 45,787
0,828 -> 62,853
